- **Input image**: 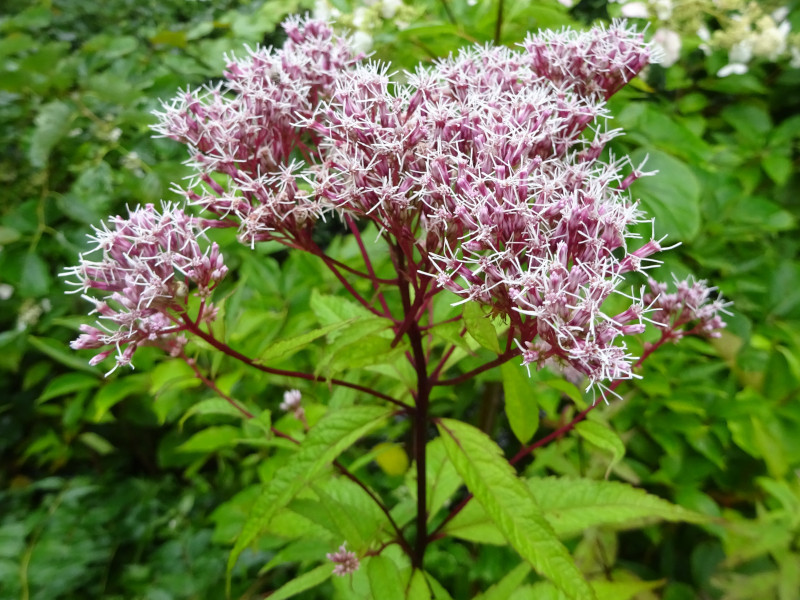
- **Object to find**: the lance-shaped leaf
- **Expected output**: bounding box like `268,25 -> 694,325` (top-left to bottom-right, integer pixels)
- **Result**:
228,405 -> 393,577
437,419 -> 595,600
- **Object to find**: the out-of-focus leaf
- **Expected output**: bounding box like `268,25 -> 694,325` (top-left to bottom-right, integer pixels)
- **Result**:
28,101 -> 73,168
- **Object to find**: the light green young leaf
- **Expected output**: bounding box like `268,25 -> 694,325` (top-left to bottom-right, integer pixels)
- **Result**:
462,303 -> 501,353
437,419 -> 595,600
265,564 -> 332,600
501,362 -> 539,444
574,421 -> 625,478
228,406 -> 393,577
368,556 -> 404,600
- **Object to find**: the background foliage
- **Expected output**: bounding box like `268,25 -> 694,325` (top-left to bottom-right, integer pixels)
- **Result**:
1,0 -> 799,598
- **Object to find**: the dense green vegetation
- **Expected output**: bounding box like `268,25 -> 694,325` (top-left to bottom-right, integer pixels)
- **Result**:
2,0 -> 799,598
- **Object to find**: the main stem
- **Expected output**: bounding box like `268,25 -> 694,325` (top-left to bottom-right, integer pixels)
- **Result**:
396,249 -> 431,569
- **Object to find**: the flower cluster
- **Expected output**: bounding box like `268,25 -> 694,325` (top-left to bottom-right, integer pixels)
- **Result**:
67,17 -> 728,391
326,542 -> 360,576
63,203 -> 227,373
145,16 -> 728,392
611,0 -> 800,73
643,276 -> 731,341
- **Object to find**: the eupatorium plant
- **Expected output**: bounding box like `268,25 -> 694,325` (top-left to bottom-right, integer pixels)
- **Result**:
65,16 -> 729,599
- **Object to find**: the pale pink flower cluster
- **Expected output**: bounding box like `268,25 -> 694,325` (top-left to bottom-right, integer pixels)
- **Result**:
326,542 -> 359,576
70,17 -> 727,390
643,277 -> 731,341
63,203 -> 227,373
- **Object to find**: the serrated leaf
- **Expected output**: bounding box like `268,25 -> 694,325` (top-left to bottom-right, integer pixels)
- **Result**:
28,100 -> 73,168
37,372 -> 99,404
228,406 -> 393,578
527,477 -> 707,538
310,290 -> 374,326
257,319 -> 357,364
502,362 -> 539,444
529,578 -> 664,600
437,419 -> 595,599
574,421 -> 625,478
368,556 -> 404,600
265,564 -> 331,600
463,303 -> 501,353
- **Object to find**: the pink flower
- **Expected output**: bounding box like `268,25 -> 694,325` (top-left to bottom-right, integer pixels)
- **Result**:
326,542 -> 359,576
63,203 -> 227,373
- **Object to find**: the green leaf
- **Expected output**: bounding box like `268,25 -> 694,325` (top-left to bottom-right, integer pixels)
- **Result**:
437,419 -> 595,599
179,398 -> 250,428
264,564 -> 331,600
310,290 -> 374,325
0,226 -> 21,245
474,562 -> 532,600
529,579 -> 665,600
574,421 -> 625,478
28,336 -> 101,374
37,372 -> 99,404
629,148 -> 701,241
177,425 -> 241,453
257,319 -> 357,364
228,406 -> 393,577
28,100 -> 73,168
90,374 -> 149,421
463,302 -> 501,353
368,556 -> 404,600
527,477 -> 707,538
407,569 -> 431,599
19,252 -> 51,297
762,153 -> 793,186
502,362 -> 539,444
78,432 -> 115,455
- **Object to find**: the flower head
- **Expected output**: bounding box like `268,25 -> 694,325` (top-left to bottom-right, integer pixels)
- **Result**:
63,203 -> 227,373
326,542 -> 359,576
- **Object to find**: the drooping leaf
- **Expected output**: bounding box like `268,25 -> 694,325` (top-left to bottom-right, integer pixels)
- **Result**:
437,419 -> 595,599
502,362 -> 539,444
228,406 -> 393,577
